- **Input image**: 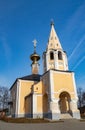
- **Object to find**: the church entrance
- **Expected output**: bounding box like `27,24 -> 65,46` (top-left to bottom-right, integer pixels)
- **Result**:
59,92 -> 71,113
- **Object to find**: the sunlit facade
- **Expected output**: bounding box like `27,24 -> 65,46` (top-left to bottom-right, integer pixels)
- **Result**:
10,22 -> 80,120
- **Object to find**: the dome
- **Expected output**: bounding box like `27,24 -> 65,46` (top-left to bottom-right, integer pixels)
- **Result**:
30,52 -> 40,63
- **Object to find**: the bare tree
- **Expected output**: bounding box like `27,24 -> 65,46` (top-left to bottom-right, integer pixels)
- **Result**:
82,92 -> 85,105
77,87 -> 85,108
0,86 -> 9,110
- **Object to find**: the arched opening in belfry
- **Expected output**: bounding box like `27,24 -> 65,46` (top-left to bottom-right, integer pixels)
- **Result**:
59,91 -> 71,113
58,51 -> 62,60
50,51 -> 54,60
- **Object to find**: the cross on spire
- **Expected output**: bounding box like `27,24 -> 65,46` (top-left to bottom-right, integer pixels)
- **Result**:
51,19 -> 54,26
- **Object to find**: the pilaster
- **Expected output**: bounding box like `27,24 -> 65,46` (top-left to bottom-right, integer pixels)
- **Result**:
46,52 -> 49,71
70,99 -> 80,119
48,99 -> 60,120
15,80 -> 20,117
32,93 -> 37,118
48,70 -> 60,120
72,73 -> 78,99
49,70 -> 54,100
54,51 -> 58,69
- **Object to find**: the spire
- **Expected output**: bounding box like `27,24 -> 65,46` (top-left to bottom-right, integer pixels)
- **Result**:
47,21 -> 62,50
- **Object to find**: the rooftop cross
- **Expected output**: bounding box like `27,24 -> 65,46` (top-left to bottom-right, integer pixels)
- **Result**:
51,19 -> 54,26
32,39 -> 37,53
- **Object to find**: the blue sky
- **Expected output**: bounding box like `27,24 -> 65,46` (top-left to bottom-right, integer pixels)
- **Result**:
0,0 -> 85,90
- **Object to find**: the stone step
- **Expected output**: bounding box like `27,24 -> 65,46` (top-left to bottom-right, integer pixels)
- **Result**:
60,113 -> 72,119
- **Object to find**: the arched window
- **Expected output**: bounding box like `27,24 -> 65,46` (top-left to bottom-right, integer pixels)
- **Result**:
50,52 -> 54,60
58,51 -> 62,60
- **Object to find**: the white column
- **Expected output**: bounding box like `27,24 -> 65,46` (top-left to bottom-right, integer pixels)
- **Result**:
18,80 -> 21,116
72,73 -> 78,99
48,70 -> 61,119
63,54 -> 66,70
70,99 -> 78,110
49,70 -> 60,112
15,80 -> 20,117
46,52 -> 49,71
70,99 -> 80,119
49,70 -> 54,100
50,99 -> 60,112
32,93 -> 37,118
54,51 -> 58,69
66,55 -> 68,70
42,54 -> 45,72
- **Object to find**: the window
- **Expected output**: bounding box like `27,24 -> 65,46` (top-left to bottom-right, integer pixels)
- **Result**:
58,51 -> 62,60
50,52 -> 54,60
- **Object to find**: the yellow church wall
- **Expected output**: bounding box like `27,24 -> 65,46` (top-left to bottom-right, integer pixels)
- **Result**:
37,94 -> 48,113
25,97 -> 29,114
43,94 -> 48,113
33,81 -> 43,113
52,71 -> 76,99
33,81 -> 43,94
33,76 -> 49,113
37,96 -> 43,113
41,72 -> 50,94
19,80 -> 34,114
25,95 -> 32,114
41,73 -> 49,113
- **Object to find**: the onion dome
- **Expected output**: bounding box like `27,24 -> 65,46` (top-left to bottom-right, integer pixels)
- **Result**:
30,39 -> 40,64
30,52 -> 40,64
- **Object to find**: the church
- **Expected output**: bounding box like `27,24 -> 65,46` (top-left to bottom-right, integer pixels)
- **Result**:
9,22 -> 80,120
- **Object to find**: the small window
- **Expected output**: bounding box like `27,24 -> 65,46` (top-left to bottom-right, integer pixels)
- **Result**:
58,51 -> 62,60
50,52 -> 54,60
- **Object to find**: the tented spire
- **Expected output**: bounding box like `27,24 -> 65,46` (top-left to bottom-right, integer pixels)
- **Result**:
47,22 -> 62,50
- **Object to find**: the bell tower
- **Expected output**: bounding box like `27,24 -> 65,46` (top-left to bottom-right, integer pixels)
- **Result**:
30,40 -> 40,74
43,22 -> 68,73
42,21 -> 80,120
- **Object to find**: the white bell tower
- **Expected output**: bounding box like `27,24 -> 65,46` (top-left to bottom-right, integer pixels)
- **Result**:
43,22 -> 68,73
